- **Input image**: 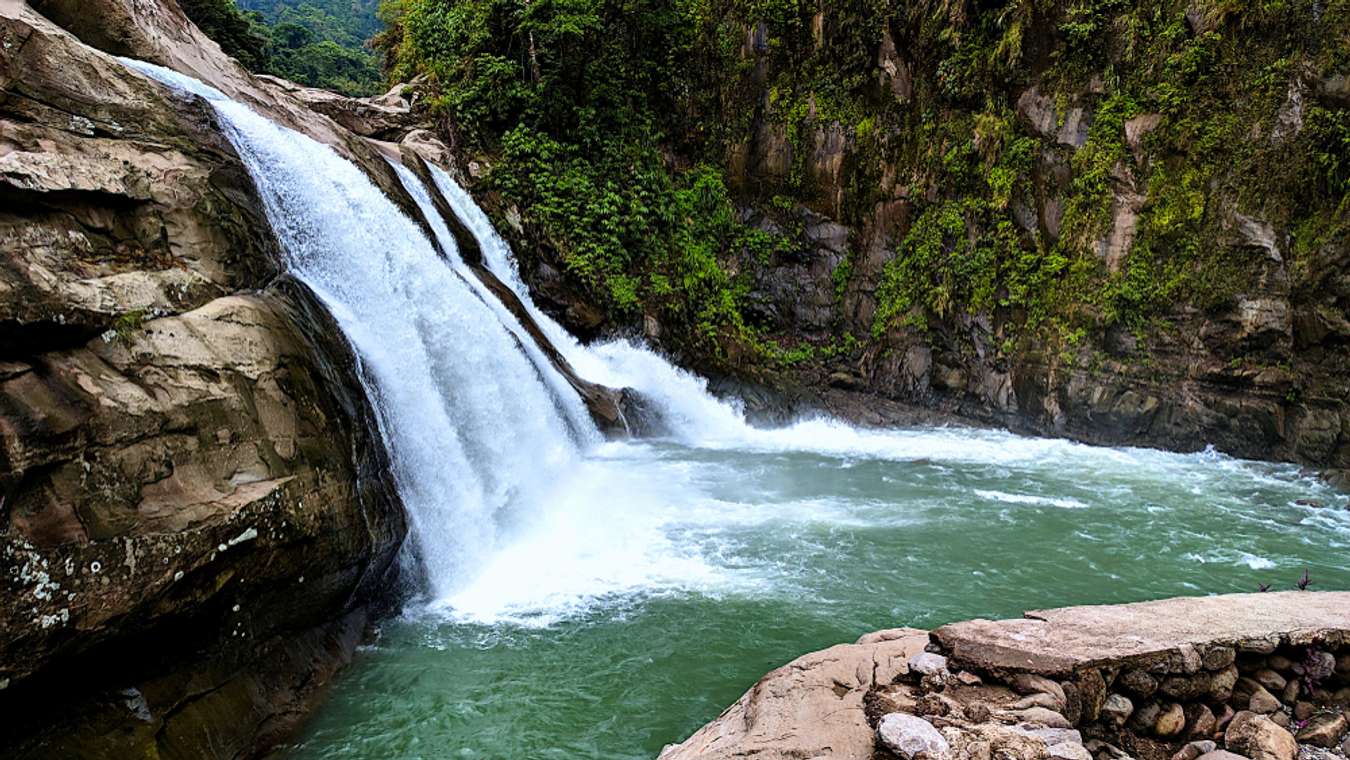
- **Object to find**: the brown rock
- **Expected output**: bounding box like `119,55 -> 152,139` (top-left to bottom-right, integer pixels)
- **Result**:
1204,647 -> 1238,671
1164,666 -> 1239,701
1280,679 -> 1299,704
1253,670 -> 1287,693
1215,705 -> 1237,733
1294,702 -> 1316,721
659,630 -> 930,760
934,594 -> 1350,678
1121,669 -> 1160,697
1187,703 -> 1217,738
1009,674 -> 1069,706
1248,686 -> 1281,715
1295,712 -> 1349,748
1224,711 -> 1297,760
1267,655 -> 1296,672
1195,752 -> 1250,760
1158,703 -> 1187,737
1075,669 -> 1108,723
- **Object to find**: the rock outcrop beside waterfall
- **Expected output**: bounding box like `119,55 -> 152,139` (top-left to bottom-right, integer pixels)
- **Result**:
660,592 -> 1350,760
0,1 -> 412,756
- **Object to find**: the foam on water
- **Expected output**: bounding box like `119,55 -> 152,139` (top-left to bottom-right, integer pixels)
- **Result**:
121,57 -> 1350,634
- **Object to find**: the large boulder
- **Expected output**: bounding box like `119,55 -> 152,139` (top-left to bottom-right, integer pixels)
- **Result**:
658,628 -> 929,760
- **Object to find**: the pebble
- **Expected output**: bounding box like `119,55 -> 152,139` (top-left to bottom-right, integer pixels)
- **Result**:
1157,703 -> 1186,737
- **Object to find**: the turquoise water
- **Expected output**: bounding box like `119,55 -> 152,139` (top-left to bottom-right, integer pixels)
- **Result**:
288,432 -> 1350,759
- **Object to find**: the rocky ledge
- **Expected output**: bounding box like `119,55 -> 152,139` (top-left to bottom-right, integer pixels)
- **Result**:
661,592 -> 1350,760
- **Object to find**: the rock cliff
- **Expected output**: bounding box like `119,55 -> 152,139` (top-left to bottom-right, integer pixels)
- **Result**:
0,1 -> 408,756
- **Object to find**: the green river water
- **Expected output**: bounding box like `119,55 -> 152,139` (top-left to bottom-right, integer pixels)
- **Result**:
289,430 -> 1350,759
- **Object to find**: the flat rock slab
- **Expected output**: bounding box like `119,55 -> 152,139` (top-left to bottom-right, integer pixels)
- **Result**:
933,592 -> 1350,676
659,628 -> 930,760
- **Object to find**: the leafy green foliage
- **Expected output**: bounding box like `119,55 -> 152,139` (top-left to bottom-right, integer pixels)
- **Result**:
182,0 -> 385,95
377,0 -> 1349,367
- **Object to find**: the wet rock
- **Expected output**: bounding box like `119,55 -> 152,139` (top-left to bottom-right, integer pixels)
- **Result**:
1295,712 -> 1349,748
1158,703 -> 1187,737
878,713 -> 951,760
1225,711 -> 1297,760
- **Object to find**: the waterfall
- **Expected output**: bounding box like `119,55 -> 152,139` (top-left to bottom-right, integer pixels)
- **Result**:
119,59 -> 588,602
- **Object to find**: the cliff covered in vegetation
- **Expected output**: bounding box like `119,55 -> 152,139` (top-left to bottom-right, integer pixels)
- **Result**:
368,0 -> 1350,476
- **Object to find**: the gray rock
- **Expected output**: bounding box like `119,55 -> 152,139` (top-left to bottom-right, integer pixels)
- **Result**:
908,652 -> 950,677
1050,742 -> 1094,760
1013,725 -> 1082,746
1009,674 -> 1068,707
1195,753 -> 1250,760
878,713 -> 950,760
1000,707 -> 1073,729
1101,693 -> 1134,727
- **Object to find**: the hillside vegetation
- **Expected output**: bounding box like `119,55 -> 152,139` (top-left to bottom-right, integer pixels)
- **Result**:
370,0 -> 1349,372
181,0 -> 385,94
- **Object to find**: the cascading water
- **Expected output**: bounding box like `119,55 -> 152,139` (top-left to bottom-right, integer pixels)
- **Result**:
118,58 -> 586,602
118,58 -> 1350,760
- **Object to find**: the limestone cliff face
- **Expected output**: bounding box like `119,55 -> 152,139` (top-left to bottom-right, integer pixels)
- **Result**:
0,2 -> 405,756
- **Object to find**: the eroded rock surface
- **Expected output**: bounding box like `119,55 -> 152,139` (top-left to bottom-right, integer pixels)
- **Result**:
1,2 -> 404,757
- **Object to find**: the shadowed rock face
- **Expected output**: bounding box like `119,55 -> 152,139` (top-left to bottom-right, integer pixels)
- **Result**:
1,2 -> 405,757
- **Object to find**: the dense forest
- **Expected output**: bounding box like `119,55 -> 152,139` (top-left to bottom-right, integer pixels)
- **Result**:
364,0 -> 1349,375
180,0 -> 385,94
